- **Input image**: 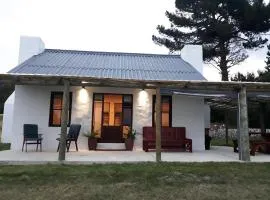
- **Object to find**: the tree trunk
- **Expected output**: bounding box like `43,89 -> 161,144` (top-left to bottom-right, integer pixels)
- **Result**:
221,68 -> 229,81
219,44 -> 229,81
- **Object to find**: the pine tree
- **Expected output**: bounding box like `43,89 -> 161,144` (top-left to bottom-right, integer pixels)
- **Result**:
265,44 -> 270,72
153,0 -> 270,81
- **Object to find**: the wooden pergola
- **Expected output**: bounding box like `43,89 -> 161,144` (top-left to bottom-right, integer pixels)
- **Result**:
2,73 -> 270,162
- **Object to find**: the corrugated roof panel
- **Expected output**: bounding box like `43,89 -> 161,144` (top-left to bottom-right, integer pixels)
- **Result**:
8,49 -> 206,81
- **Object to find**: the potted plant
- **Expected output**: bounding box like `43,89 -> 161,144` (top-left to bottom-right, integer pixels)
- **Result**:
125,129 -> 136,151
84,131 -> 99,150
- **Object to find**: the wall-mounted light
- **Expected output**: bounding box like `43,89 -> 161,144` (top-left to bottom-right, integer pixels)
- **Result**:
79,87 -> 89,103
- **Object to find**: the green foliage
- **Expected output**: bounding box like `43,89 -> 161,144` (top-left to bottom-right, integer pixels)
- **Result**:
231,45 -> 270,83
127,129 -> 136,139
266,44 -> 270,70
83,131 -> 99,138
153,0 -> 270,80
0,143 -> 11,151
0,84 -> 14,114
231,72 -> 257,82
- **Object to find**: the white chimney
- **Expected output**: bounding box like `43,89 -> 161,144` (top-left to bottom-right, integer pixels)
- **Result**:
180,45 -> 203,75
18,36 -> 45,64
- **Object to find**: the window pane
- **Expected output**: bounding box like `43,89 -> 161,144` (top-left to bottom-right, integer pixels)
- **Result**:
153,96 -> 171,127
93,101 -> 102,137
162,102 -> 170,112
94,94 -> 103,101
162,113 -> 169,127
52,110 -> 61,125
114,113 -> 122,126
53,95 -> 62,109
114,103 -> 122,126
123,108 -> 132,125
123,95 -> 132,105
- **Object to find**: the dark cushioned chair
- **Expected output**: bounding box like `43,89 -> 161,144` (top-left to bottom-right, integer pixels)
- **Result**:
22,124 -> 43,152
57,124 -> 81,152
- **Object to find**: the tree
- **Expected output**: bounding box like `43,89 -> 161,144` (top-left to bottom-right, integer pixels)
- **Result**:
0,84 -> 14,113
231,72 -> 257,82
153,0 -> 270,81
258,44 -> 270,81
265,44 -> 270,71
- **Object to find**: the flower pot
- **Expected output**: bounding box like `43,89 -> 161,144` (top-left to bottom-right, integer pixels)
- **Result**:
88,138 -> 97,150
125,138 -> 134,151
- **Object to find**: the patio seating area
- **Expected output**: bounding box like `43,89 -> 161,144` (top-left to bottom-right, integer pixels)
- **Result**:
1,146 -> 270,164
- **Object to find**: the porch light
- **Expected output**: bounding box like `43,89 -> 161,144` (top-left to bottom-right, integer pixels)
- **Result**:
81,81 -> 90,84
138,90 -> 148,106
79,87 -> 89,103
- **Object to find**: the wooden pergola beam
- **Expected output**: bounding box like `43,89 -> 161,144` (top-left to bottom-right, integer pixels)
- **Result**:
3,73 -> 270,92
155,87 -> 162,162
58,80 -> 70,161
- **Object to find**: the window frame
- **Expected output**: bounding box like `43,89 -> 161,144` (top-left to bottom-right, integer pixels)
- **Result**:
152,95 -> 172,127
49,92 -> 73,127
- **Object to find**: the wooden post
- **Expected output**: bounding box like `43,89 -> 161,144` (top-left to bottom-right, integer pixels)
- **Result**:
155,87 -> 162,162
259,102 -> 266,134
225,111 -> 229,145
238,86 -> 250,161
58,80 -> 70,161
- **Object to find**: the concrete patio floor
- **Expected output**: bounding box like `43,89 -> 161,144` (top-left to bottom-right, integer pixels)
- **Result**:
1,146 -> 270,164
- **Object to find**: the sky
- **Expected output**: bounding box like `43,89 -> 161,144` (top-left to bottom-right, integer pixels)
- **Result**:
0,0 -> 269,81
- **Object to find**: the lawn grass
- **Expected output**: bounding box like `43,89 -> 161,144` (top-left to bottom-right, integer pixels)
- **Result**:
0,163 -> 270,200
211,137 -> 234,147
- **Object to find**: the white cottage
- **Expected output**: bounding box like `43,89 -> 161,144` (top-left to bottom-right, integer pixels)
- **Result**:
2,36 -> 210,152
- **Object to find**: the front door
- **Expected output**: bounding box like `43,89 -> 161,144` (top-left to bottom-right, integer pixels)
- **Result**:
92,93 -> 133,143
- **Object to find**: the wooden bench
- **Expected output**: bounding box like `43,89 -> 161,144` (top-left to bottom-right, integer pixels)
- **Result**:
142,127 -> 192,152
233,132 -> 270,156
250,140 -> 270,156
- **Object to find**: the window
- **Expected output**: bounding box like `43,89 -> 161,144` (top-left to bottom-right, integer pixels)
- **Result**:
49,92 -> 72,127
153,95 -> 172,127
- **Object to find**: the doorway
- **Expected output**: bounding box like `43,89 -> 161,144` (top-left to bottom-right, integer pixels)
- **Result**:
92,93 -> 133,143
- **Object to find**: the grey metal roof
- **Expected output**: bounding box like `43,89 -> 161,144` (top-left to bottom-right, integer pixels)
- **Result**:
8,49 -> 205,81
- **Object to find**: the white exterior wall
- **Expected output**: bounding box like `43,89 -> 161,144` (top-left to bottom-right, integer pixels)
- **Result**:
172,95 -> 205,151
1,92 -> 15,143
10,86 -> 155,151
204,104 -> 211,129
9,85 -> 205,152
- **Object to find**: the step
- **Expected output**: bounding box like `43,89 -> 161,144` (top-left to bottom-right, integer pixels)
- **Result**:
97,143 -> 126,150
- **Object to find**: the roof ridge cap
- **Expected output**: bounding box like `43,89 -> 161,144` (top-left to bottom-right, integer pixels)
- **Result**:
44,48 -> 181,58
